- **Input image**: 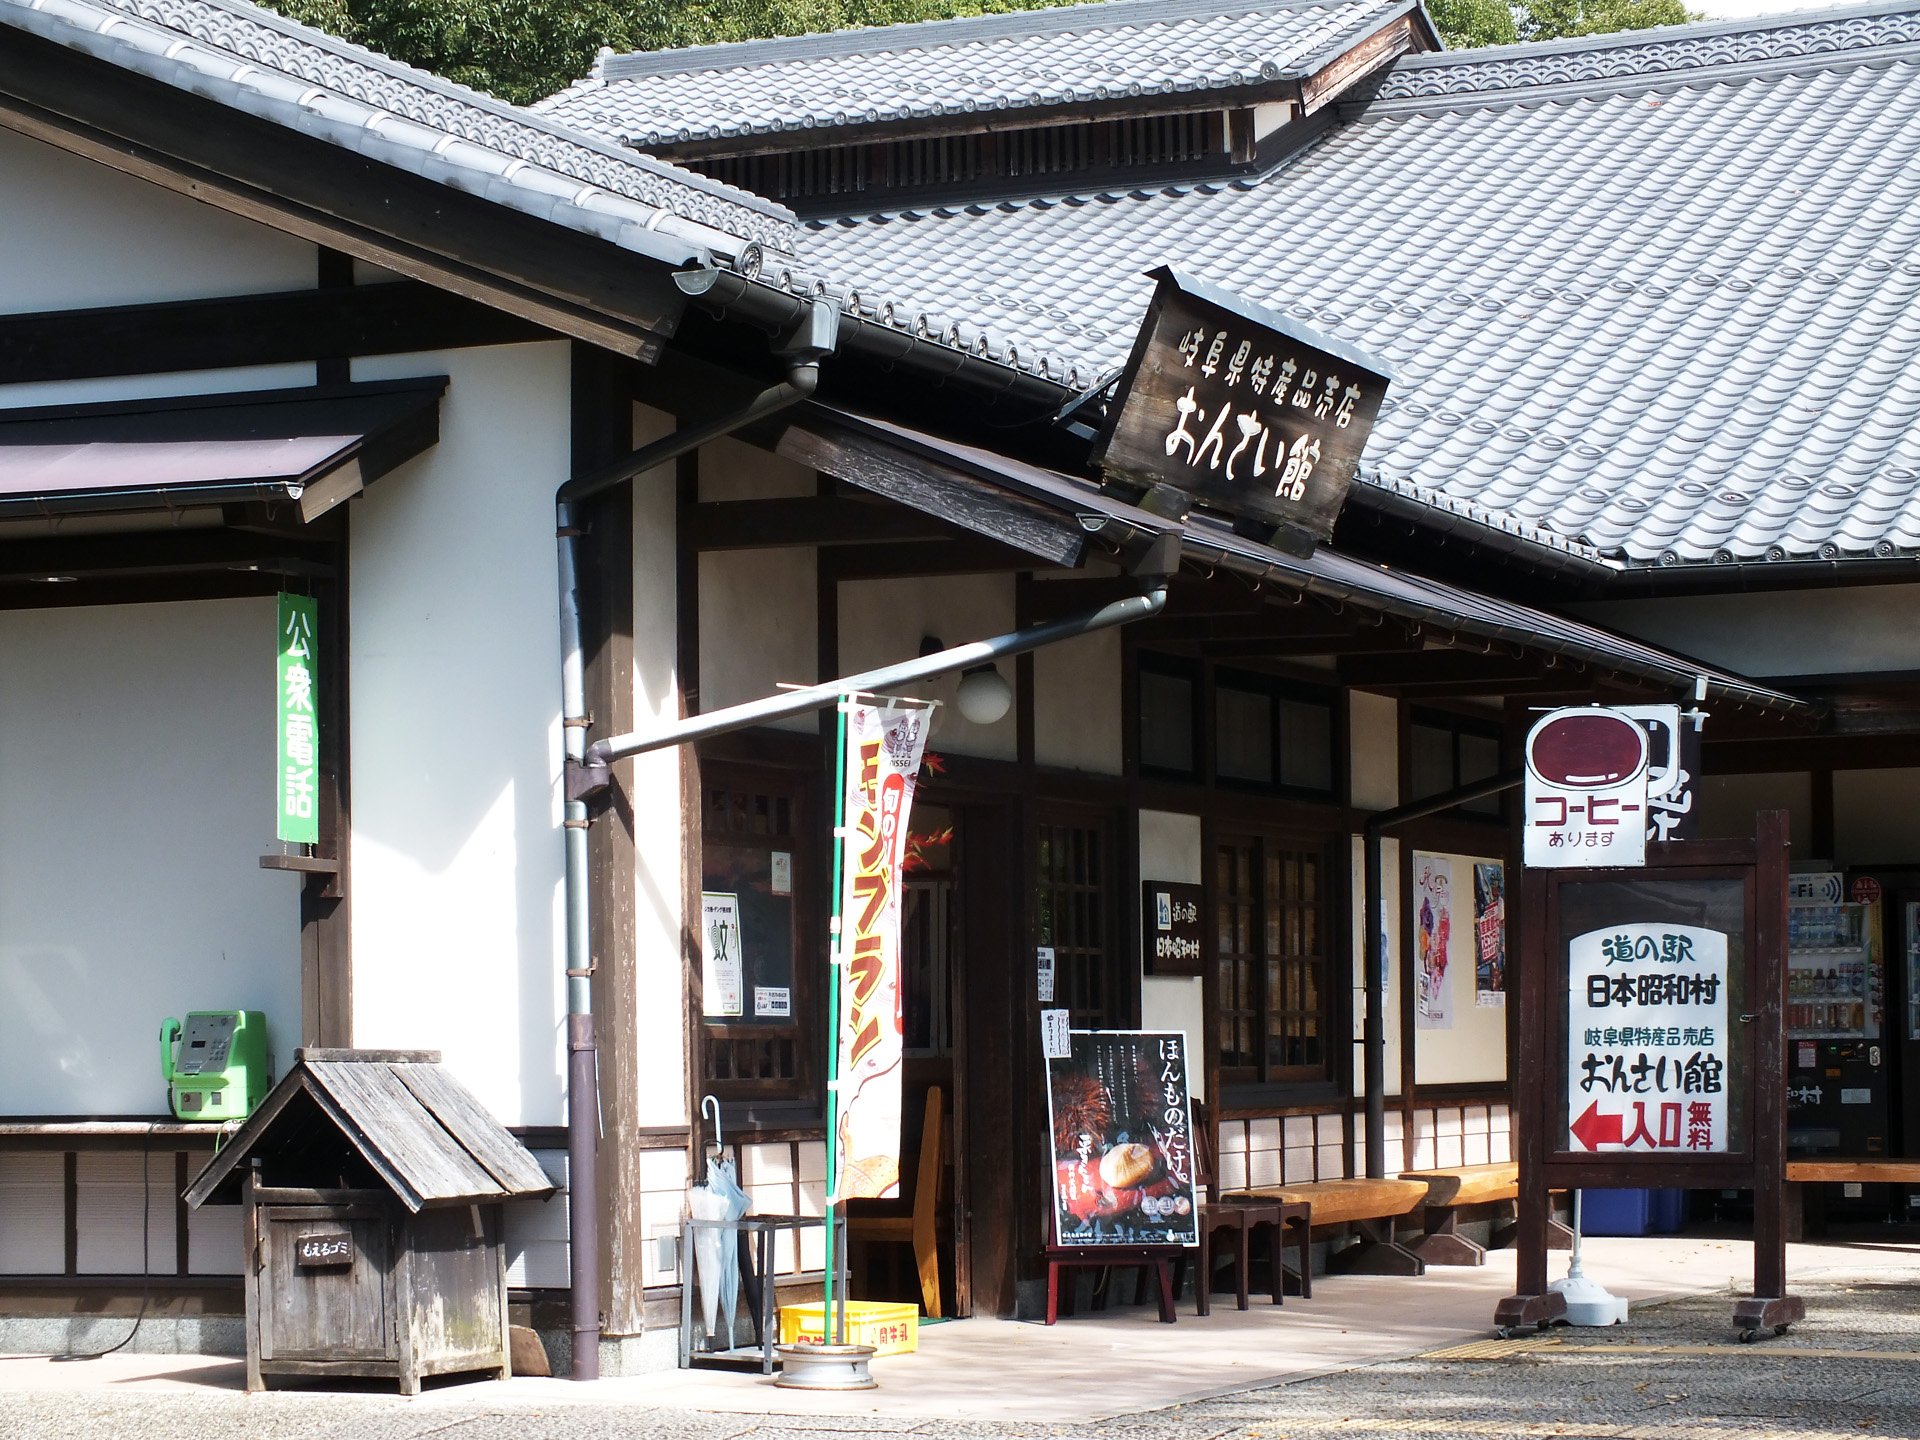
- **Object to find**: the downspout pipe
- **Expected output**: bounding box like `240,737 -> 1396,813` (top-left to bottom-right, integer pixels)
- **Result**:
555,299 -> 838,1381
1361,769 -> 1521,1180
579,585 -> 1169,769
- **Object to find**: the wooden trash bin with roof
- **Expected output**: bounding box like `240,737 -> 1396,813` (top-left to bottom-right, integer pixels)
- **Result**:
184,1049 -> 554,1395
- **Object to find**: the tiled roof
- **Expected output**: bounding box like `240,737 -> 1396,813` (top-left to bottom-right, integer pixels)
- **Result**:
534,0 -> 1415,151
804,1 -> 1920,567
1,0 -> 799,262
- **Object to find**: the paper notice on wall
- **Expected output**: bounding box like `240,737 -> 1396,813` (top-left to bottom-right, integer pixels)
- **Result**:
701,892 -> 743,1018
1040,1009 -> 1071,1059
754,986 -> 791,1018
1566,922 -> 1728,1153
1414,853 -> 1453,1029
1037,946 -> 1056,1003
832,702 -> 930,1202
1474,862 -> 1506,1008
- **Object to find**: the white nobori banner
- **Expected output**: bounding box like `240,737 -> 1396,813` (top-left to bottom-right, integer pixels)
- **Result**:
832,702 -> 929,1202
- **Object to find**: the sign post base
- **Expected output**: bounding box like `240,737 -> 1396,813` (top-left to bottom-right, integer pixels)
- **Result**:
1732,1294 -> 1805,1342
1493,1290 -> 1567,1337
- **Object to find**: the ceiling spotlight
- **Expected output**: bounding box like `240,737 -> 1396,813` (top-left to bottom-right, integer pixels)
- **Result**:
956,663 -> 1013,725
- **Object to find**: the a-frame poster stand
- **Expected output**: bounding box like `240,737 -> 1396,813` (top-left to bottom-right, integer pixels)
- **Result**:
1497,809 -> 1804,1341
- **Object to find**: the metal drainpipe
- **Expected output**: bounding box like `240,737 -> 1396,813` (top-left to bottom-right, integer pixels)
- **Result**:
1361,769 -> 1522,1179
554,302 -> 837,1381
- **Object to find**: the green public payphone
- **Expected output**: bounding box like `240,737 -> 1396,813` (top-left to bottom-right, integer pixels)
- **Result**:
160,1012 -> 269,1121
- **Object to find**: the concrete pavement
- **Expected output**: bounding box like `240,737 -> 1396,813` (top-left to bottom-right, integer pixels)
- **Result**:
2,1235 -> 1916,1437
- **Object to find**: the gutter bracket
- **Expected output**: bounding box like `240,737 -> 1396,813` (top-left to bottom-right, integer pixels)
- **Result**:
567,757 -> 612,802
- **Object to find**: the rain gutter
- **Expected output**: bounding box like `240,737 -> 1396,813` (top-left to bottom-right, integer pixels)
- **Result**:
553,295 -> 839,1380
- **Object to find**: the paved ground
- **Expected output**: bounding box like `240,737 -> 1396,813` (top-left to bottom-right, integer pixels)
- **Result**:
5,1247 -> 1918,1438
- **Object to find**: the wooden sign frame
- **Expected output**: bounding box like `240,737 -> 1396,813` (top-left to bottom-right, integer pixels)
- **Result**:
1497,811 -> 1802,1340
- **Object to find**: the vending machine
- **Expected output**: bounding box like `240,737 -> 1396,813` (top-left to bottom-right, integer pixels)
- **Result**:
1786,873 -> 1894,1221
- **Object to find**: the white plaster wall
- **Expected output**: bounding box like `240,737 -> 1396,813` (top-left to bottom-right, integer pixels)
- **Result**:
0,127 -> 315,313
699,548 -> 816,730
1571,586 -> 1920,679
700,435 -> 814,501
1351,834 -> 1402,1096
1695,772 -> 1812,853
632,403 -> 688,1127
347,343 -> 570,1127
1350,690 -> 1398,810
1034,624 -> 1123,775
0,598 -> 300,1115
1138,810 -> 1204,1100
1836,768 -> 1920,865
838,574 -> 1019,761
1410,849 -> 1507,1087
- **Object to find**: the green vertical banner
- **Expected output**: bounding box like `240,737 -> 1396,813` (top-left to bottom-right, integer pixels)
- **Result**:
277,592 -> 320,845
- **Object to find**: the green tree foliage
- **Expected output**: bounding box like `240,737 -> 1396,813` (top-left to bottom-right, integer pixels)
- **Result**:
261,0 -> 1705,107
1427,0 -> 1702,49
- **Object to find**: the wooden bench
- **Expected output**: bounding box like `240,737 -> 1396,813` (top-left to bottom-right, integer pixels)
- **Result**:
1786,1159 -> 1920,1239
1228,1177 -> 1432,1275
1402,1163 -> 1514,1266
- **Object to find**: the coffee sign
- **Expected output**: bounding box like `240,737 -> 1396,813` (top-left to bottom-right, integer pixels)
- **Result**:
1093,267 -> 1393,543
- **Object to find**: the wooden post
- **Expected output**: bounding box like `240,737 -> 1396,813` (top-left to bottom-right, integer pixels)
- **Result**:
1494,866 -> 1565,1333
1734,809 -> 1804,1338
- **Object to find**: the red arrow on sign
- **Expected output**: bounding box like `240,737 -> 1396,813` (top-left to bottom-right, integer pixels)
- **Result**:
1570,1101 -> 1624,1150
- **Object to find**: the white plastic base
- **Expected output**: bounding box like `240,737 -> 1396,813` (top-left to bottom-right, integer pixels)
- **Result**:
1549,1272 -> 1630,1327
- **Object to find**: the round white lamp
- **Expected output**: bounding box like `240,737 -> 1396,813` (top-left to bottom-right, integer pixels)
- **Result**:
955,663 -> 1013,725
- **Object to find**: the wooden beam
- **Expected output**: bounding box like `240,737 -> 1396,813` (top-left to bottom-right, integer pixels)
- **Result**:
683,498 -> 954,550
0,529 -> 335,582
0,283 -> 548,387
1337,651 -> 1542,688
1196,631 -> 1422,659
828,537 -> 1059,580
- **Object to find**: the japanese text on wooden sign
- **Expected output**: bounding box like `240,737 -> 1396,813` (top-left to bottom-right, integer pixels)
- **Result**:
1524,707 -> 1649,867
1093,268 -> 1391,542
1143,881 -> 1204,976
1046,1030 -> 1198,1247
1566,922 -> 1728,1153
277,592 -> 319,846
832,702 -> 929,1203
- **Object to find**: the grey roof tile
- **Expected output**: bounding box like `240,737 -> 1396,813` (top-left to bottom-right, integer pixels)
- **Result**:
0,0 -> 798,262
804,3 -> 1920,565
536,0 -> 1411,149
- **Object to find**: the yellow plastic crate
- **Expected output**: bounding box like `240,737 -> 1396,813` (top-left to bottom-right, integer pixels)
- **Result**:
777,1300 -> 919,1356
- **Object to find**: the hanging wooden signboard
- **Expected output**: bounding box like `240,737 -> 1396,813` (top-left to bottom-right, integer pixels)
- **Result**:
1091,267 -> 1392,548
1498,812 -> 1800,1340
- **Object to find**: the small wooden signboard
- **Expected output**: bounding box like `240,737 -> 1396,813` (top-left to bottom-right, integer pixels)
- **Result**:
1498,811 -> 1801,1340
1142,881 -> 1205,977
295,1233 -> 354,1268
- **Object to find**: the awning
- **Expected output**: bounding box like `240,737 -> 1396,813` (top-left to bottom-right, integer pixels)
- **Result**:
778,407 -> 1816,721
0,378 -> 445,523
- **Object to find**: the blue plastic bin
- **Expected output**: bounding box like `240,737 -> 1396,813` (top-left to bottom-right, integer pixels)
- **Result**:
1649,1187 -> 1690,1234
1579,1188 -> 1652,1236
1579,1188 -> 1688,1236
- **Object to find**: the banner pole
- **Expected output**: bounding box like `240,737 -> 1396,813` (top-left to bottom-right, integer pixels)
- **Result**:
824,693 -> 850,1347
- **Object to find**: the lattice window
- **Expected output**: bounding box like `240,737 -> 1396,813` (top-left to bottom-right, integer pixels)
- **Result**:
1037,821 -> 1114,1027
1216,837 -> 1329,1087
700,771 -> 808,1096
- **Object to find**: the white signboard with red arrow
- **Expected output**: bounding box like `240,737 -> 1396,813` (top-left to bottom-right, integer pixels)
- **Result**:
1566,921 -> 1729,1154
